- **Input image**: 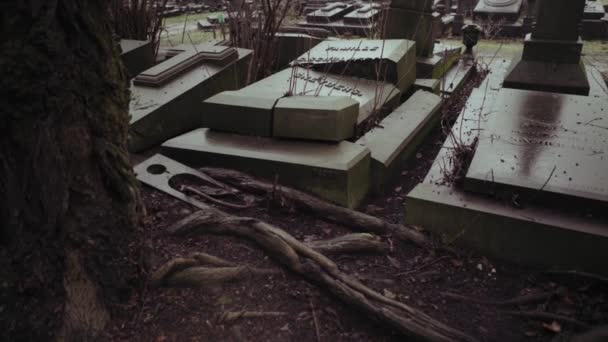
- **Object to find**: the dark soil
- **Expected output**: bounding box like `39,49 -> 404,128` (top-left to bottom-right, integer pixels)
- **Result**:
103,68 -> 608,342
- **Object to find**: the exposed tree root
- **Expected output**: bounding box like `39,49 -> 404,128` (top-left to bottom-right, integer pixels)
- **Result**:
200,167 -> 427,246
306,233 -> 388,255
542,270 -> 608,286
151,253 -> 278,288
502,310 -> 590,330
441,291 -> 557,307
167,210 -> 477,342
216,311 -> 287,324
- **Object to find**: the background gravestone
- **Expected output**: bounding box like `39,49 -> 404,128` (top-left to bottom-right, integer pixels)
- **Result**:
386,0 -> 436,58
503,0 -> 590,95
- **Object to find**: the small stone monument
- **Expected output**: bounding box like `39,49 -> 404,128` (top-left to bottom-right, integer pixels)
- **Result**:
503,0 -> 590,95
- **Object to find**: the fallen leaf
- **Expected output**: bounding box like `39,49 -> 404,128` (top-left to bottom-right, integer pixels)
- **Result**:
394,186 -> 402,192
451,259 -> 463,267
542,321 -> 561,333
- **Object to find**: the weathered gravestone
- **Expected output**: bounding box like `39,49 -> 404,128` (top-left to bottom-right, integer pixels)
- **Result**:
405,58 -> 608,274
473,0 -> 524,22
306,2 -> 356,23
386,0 -> 435,58
160,128 -> 372,208
273,96 -> 360,141
120,39 -> 155,78
291,39 -> 417,93
129,44 -> 252,152
299,1 -> 384,36
201,67 -> 401,138
581,0 -> 608,39
464,88 -> 608,209
503,0 -> 590,95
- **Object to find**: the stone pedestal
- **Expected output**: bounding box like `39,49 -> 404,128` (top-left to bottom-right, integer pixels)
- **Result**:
503,0 -> 590,96
386,0 -> 435,57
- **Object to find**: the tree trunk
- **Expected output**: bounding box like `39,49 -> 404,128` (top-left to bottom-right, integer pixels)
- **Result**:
0,1 -> 141,341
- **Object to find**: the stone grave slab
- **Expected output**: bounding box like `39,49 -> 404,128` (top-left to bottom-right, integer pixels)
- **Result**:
343,3 -> 382,25
357,90 -> 442,191
240,67 -> 401,129
464,88 -> 608,209
584,0 -> 606,20
440,57 -> 474,95
473,0 -> 523,21
129,46 -> 252,152
412,78 -> 440,94
292,39 -> 417,93
416,42 -> 462,79
307,2 -> 356,23
273,96 -> 359,141
120,39 -> 155,78
201,90 -> 284,137
160,128 -> 371,208
405,69 -> 608,275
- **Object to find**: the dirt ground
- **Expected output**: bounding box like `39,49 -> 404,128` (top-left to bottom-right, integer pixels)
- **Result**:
104,41 -> 608,342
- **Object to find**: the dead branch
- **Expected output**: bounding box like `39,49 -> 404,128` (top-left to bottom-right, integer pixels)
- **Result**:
502,310 -> 590,330
307,233 -> 388,255
200,167 -> 427,246
441,291 -> 556,307
167,210 -> 477,342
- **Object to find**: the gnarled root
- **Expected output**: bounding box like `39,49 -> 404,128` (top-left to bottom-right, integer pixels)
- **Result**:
167,210 -> 477,342
200,167 -> 427,246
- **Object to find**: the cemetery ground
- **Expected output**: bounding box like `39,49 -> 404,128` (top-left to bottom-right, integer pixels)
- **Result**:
99,40 -> 608,342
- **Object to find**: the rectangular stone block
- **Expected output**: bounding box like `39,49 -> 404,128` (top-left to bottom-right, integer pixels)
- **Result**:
521,35 -> 583,64
129,46 -> 252,152
160,128 -> 372,208
413,78 -> 440,94
343,4 -> 382,25
120,39 -> 155,79
292,39 -> 417,93
241,67 -> 401,129
465,88 -> 608,208
201,90 -> 284,136
405,84 -> 608,275
473,0 -> 523,21
307,3 -> 356,23
385,8 -> 435,57
273,96 -> 359,141
357,90 -> 442,191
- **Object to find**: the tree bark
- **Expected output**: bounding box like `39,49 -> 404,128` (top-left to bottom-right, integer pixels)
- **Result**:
0,1 -> 141,340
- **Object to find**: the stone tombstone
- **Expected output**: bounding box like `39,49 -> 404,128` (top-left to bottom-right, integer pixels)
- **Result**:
531,0 -> 585,41
273,96 -> 360,141
343,3 -> 382,25
307,2 -> 356,23
198,66 -> 400,139
473,0 -> 524,21
503,0 -> 590,95
291,39 -> 417,93
128,44 -> 252,152
386,0 -> 436,57
161,128 -> 372,209
241,67 -> 401,128
464,88 -> 608,209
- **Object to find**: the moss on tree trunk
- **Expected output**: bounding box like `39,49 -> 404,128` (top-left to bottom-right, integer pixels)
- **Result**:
0,1 -> 142,340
